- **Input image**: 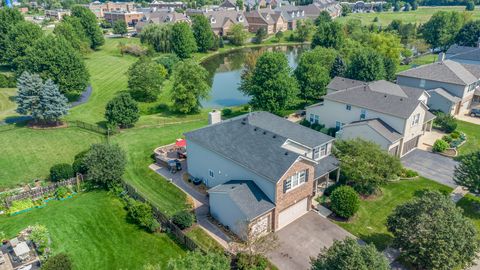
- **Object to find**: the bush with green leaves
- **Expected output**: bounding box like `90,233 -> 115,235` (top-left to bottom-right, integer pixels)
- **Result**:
125,198 -> 160,232
434,112 -> 457,133
221,108 -> 232,116
105,93 -> 140,128
0,73 -> 16,87
330,185 -> 360,219
156,54 -> 179,76
83,143 -> 127,189
50,163 -> 74,182
387,191 -> 479,270
167,251 -> 230,270
401,168 -> 418,178
433,139 -> 449,152
42,253 -> 73,270
236,252 -> 269,270
311,238 -> 389,270
172,210 -> 195,229
454,151 -> 480,193
29,224 -> 50,254
72,150 -> 88,175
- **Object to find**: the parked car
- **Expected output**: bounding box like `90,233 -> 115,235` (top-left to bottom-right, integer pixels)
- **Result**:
471,108 -> 480,117
167,159 -> 182,173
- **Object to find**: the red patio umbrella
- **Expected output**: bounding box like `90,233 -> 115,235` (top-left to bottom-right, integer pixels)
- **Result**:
175,139 -> 186,147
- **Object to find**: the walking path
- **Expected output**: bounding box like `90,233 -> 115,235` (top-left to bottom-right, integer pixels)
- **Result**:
149,163 -> 232,249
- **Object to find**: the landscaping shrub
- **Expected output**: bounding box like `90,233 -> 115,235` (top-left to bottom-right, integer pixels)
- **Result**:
451,130 -> 461,139
156,54 -> 180,76
29,224 -> 50,254
55,186 -> 70,199
221,108 -> 232,116
433,139 -> 449,153
330,186 -> 360,219
401,168 -> 419,178
50,163 -> 74,182
42,253 -> 73,270
300,119 -> 311,127
172,210 -> 195,229
434,112 -> 457,133
323,182 -> 342,196
119,43 -> 147,57
0,73 -> 16,88
236,252 -> 269,270
125,198 -> 160,232
72,150 -> 88,175
442,135 -> 453,143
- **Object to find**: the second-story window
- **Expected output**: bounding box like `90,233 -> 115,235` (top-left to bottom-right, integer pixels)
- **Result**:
360,109 -> 366,120
346,104 -> 351,111
411,113 -> 420,126
285,170 -> 307,192
309,114 -> 314,123
313,147 -> 319,159
320,144 -> 327,156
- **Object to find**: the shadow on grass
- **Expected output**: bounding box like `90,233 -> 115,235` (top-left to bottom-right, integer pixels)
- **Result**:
457,195 -> 480,220
358,232 -> 394,251
413,188 -> 450,198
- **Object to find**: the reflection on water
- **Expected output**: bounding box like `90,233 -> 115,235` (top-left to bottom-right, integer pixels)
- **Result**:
200,45 -> 308,108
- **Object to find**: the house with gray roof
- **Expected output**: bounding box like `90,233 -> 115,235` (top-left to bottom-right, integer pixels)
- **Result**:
185,111 -> 339,239
135,9 -> 190,32
306,77 -> 435,157
397,59 -> 480,115
446,41 -> 480,66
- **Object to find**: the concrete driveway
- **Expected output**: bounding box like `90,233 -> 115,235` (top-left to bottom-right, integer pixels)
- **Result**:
267,212 -> 354,270
401,149 -> 459,188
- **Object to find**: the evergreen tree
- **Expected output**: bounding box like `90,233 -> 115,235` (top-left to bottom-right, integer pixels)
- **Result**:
170,22 -> 197,59
330,55 -> 347,78
466,0 -> 475,11
105,93 -> 140,128
71,6 -> 104,49
253,27 -> 267,44
383,57 -> 397,81
191,15 -> 214,52
40,79 -> 69,123
15,72 -> 44,121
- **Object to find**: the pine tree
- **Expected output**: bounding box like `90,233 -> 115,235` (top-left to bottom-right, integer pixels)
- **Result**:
15,72 -> 44,121
40,79 -> 69,123
330,55 -> 347,78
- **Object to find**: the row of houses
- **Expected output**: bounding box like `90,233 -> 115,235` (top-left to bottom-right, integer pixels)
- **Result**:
181,43 -> 480,240
306,43 -> 480,157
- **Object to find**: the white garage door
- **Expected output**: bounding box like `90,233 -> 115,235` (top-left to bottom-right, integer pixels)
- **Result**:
278,198 -> 308,229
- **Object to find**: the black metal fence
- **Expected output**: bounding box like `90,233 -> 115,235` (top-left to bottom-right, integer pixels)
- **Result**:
123,182 -> 200,251
4,175 -> 82,207
67,120 -> 116,136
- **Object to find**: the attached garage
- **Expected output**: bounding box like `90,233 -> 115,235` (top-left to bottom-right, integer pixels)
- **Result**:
278,198 -> 308,230
402,135 -> 420,156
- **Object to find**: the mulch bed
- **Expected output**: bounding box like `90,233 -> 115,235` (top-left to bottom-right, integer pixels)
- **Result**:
28,121 -> 68,129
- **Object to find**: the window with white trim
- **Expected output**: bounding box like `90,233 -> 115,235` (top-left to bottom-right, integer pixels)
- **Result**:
419,79 -> 426,88
346,104 -> 351,111
411,113 -> 420,126
309,113 -> 314,123
285,170 -> 307,192
320,144 -> 327,156
313,147 -> 319,159
314,115 -> 319,124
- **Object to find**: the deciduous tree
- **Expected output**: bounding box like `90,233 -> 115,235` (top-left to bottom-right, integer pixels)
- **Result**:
311,238 -> 389,270
105,93 -> 139,128
330,55 -> 347,78
314,10 -> 332,26
171,60 -> 210,113
171,22 -> 197,58
128,57 -> 167,102
3,21 -> 43,68
294,19 -> 314,42
54,16 -> 91,53
455,20 -> 480,47
346,48 -> 386,81
113,20 -> 128,36
240,52 -> 299,113
191,15 -> 215,52
42,253 -> 73,270
421,11 -> 464,50
312,21 -> 344,49
454,151 -> 480,192
228,23 -> 248,46
83,143 -> 127,189
71,6 -> 104,49
140,24 -> 172,53
387,191 -> 479,270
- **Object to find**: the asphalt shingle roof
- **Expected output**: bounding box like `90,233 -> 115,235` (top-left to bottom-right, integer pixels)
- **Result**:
326,76 -> 365,91
343,118 -> 402,143
446,45 -> 480,61
397,60 -> 480,85
209,180 -> 275,220
324,78 -> 426,119
184,111 -> 336,182
427,88 -> 461,103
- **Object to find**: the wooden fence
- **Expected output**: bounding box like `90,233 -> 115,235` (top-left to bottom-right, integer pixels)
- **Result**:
123,182 -> 200,251
4,175 -> 83,207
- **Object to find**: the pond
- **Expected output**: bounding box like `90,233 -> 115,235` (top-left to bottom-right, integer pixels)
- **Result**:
200,45 -> 308,108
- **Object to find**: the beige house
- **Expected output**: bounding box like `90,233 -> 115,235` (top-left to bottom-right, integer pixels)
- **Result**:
185,111 -> 339,239
306,77 -> 436,157
245,9 -> 286,34
397,59 -> 480,115
86,1 -> 136,18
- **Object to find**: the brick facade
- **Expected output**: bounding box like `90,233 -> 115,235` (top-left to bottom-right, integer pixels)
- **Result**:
272,159 -> 315,230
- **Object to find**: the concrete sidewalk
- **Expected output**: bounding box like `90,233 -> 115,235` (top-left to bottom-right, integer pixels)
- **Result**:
149,163 -> 232,249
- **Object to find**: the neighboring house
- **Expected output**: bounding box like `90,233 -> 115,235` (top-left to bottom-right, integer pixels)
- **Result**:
135,9 -> 190,32
219,0 -> 239,10
300,0 -> 341,19
397,59 -> 480,115
86,1 -> 136,18
340,1 -> 386,12
198,9 -> 249,36
104,10 -> 144,26
306,77 -> 435,157
149,0 -> 185,9
185,111 -> 339,239
446,42 -> 480,66
274,3 -> 306,30
245,9 -> 286,34
44,9 -> 70,20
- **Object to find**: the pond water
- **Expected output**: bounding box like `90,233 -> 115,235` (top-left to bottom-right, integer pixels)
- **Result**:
200,45 -> 308,108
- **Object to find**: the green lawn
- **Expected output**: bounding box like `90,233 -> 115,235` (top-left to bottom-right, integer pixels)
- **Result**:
0,127 -> 104,189
457,194 -> 480,234
334,177 -> 453,250
0,88 -> 18,121
185,226 -> 224,253
457,120 -> 480,156
0,191 -> 185,270
336,6 -> 480,26
66,38 -> 140,124
397,53 -> 438,72
112,121 -> 206,216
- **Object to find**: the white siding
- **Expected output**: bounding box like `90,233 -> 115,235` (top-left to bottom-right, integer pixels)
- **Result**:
306,100 -> 407,134
186,139 -> 276,201
403,103 -> 427,142
337,124 -> 394,150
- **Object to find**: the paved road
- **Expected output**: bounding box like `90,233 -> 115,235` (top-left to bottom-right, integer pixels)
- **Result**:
402,149 -> 459,188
